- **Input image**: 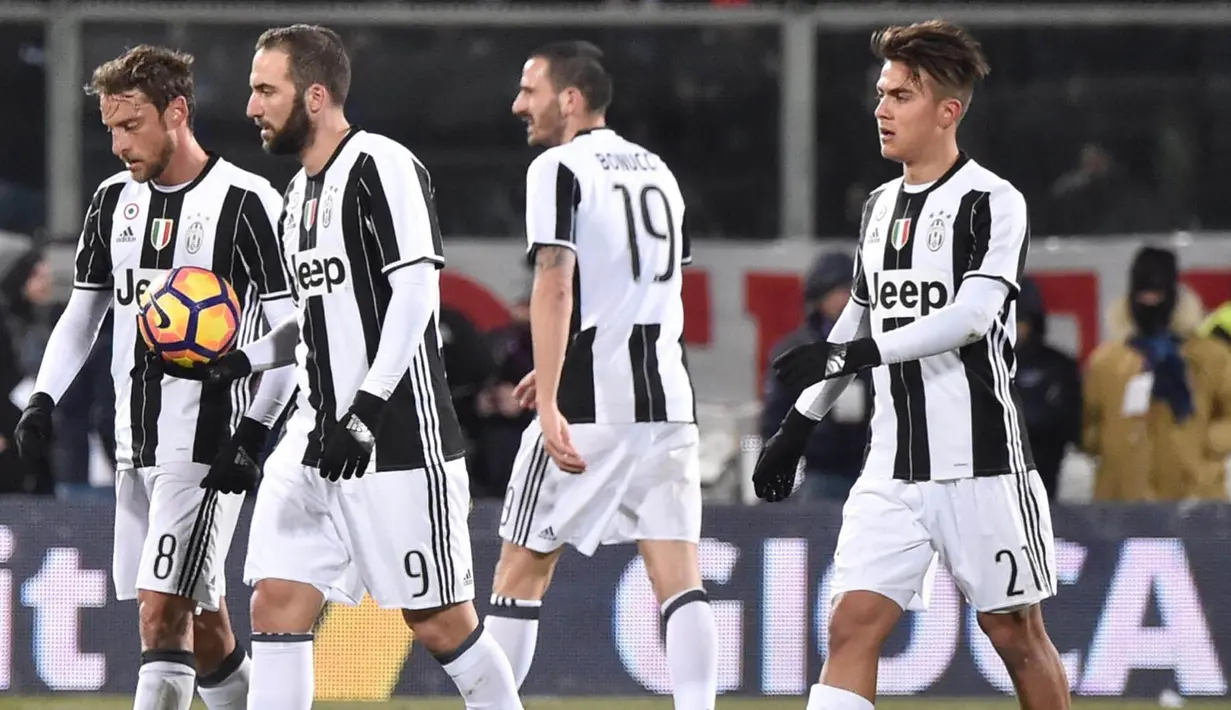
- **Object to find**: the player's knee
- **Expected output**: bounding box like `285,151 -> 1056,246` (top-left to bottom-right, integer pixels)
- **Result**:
402,601 -> 479,654
250,579 -> 324,634
827,591 -> 900,657
977,604 -> 1047,666
137,590 -> 196,650
491,542 -> 559,601
638,540 -> 701,603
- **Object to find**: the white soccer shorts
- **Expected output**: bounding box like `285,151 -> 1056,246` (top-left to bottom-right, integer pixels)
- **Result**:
498,419 -> 702,556
243,429 -> 476,610
113,463 -> 245,612
829,470 -> 1057,613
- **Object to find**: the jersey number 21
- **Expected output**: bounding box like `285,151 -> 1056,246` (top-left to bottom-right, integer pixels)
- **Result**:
613,183 -> 677,283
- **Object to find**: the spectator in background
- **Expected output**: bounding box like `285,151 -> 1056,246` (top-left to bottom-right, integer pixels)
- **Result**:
759,251 -> 871,501
475,285 -> 535,499
0,248 -> 55,495
439,305 -> 497,486
1014,276 -> 1082,500
1082,246 -> 1231,501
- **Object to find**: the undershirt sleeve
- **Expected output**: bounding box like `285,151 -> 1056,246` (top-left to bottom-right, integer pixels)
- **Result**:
33,288 -> 112,402
793,299 -> 871,421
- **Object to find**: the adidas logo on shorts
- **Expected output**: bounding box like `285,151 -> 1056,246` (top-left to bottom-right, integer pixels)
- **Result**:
462,569 -> 473,587
538,526 -> 556,541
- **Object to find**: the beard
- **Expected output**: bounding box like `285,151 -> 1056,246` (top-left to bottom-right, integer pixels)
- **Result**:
263,93 -> 313,156
131,133 -> 175,183
526,104 -> 566,148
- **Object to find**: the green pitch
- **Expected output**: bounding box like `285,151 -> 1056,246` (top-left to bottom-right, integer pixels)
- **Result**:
0,698 -> 1226,709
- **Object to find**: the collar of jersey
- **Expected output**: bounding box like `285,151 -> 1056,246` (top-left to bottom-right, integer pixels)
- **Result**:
900,150 -> 970,196
149,152 -> 221,194
573,126 -> 612,140
307,126 -> 362,182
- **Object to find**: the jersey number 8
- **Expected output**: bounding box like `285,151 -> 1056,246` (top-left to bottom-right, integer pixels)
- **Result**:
613,183 -> 677,283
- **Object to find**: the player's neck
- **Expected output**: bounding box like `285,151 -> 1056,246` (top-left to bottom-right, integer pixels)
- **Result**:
301,114 -> 352,177
902,139 -> 960,185
561,115 -> 606,144
154,135 -> 209,187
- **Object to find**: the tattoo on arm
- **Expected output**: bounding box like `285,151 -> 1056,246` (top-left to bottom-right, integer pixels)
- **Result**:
534,245 -> 576,273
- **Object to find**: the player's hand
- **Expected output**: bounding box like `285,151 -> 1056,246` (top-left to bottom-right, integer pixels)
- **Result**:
752,409 -> 817,502
201,417 -> 269,494
772,338 -> 882,392
539,406 -> 585,474
14,392 -> 55,462
319,390 -> 384,482
148,349 -> 253,384
513,370 -> 537,410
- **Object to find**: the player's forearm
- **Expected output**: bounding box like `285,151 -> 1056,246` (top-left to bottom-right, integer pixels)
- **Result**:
872,277 -> 1009,365
529,250 -> 575,411
357,263 -> 438,400
795,300 -> 870,420
33,288 -> 111,402
244,363 -> 296,428
239,312 -> 299,372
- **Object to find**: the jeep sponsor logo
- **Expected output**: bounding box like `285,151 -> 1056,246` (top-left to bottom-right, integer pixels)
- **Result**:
115,268 -> 166,308
292,248 -> 348,297
869,270 -> 949,318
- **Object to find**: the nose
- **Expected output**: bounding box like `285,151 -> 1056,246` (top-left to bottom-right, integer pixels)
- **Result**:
511,94 -> 526,117
111,131 -> 129,159
875,96 -> 891,121
246,93 -> 261,120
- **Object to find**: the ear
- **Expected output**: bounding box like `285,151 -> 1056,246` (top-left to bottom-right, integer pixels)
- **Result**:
166,96 -> 189,128
305,84 -> 328,114
559,86 -> 581,116
939,96 -> 963,128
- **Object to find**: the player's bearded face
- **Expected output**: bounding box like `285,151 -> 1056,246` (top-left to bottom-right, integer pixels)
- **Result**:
103,94 -> 176,183
262,91 -> 313,156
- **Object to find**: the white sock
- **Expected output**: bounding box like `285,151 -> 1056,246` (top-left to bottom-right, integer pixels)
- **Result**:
248,633 -> 314,710
485,594 -> 541,688
134,650 -> 196,710
807,683 -> 874,709
436,624 -> 524,710
197,643 -> 250,709
661,588 -> 718,710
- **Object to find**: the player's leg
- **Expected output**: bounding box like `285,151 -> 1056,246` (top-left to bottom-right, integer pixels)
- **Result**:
488,419 -> 567,687
191,492 -> 250,710
342,458 -> 523,709
936,471 -> 1068,709
630,423 -> 717,710
811,478 -> 936,709
243,436 -> 362,710
128,465 -> 239,709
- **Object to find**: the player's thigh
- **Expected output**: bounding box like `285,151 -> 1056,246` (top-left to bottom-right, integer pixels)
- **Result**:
338,457 -> 475,610
113,468 -> 151,603
136,463 -> 243,612
625,423 -> 702,545
830,476 -> 936,612
243,438 -> 362,605
933,471 -> 1057,613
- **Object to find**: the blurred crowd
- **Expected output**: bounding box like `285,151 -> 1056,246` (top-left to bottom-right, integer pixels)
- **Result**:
766,244 -> 1231,506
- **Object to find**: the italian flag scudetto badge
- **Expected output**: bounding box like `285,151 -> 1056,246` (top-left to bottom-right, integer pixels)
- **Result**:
891,218 -> 912,250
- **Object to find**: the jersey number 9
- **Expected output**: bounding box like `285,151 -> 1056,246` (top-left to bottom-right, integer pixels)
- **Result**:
614,183 -> 677,283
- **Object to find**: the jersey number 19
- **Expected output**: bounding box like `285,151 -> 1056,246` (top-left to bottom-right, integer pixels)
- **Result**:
613,183 -> 677,283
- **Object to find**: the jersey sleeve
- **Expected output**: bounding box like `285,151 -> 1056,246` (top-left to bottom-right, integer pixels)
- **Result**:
73,183 -> 121,290
237,184 -> 293,301
964,184 -> 1030,294
524,151 -> 580,258
358,150 -> 445,274
680,211 -> 693,266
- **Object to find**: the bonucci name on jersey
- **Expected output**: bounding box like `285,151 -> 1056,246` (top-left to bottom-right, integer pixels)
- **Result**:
853,153 -> 1036,482
279,128 -> 465,472
73,155 -> 291,469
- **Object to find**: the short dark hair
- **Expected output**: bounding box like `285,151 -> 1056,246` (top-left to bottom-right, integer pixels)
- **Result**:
85,45 -> 196,125
255,24 -> 351,105
530,40 -> 613,114
871,20 -> 990,107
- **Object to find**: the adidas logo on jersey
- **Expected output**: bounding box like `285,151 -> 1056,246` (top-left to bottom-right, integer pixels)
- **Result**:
868,269 -> 949,318
116,226 -> 136,243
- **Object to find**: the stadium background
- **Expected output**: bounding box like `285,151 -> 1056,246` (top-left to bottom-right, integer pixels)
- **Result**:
1,1 -> 1230,707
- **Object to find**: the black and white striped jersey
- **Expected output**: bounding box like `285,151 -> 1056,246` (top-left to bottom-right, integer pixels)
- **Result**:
278,127 -> 464,472
526,127 -> 695,424
72,154 -> 291,469
852,153 -> 1036,481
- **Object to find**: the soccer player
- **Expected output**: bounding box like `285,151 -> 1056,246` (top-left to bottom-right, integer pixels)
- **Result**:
13,46 -> 296,710
754,21 -> 1070,710
226,24 -> 522,709
485,41 -> 719,709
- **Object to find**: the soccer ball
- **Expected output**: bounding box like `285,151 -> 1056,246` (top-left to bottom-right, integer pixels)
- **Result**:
138,266 -> 240,368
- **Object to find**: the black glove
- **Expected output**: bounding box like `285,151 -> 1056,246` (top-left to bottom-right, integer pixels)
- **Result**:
201,417 -> 270,494
752,409 -> 817,502
319,390 -> 385,482
14,392 -> 55,461
772,338 -> 882,392
147,349 -> 253,385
